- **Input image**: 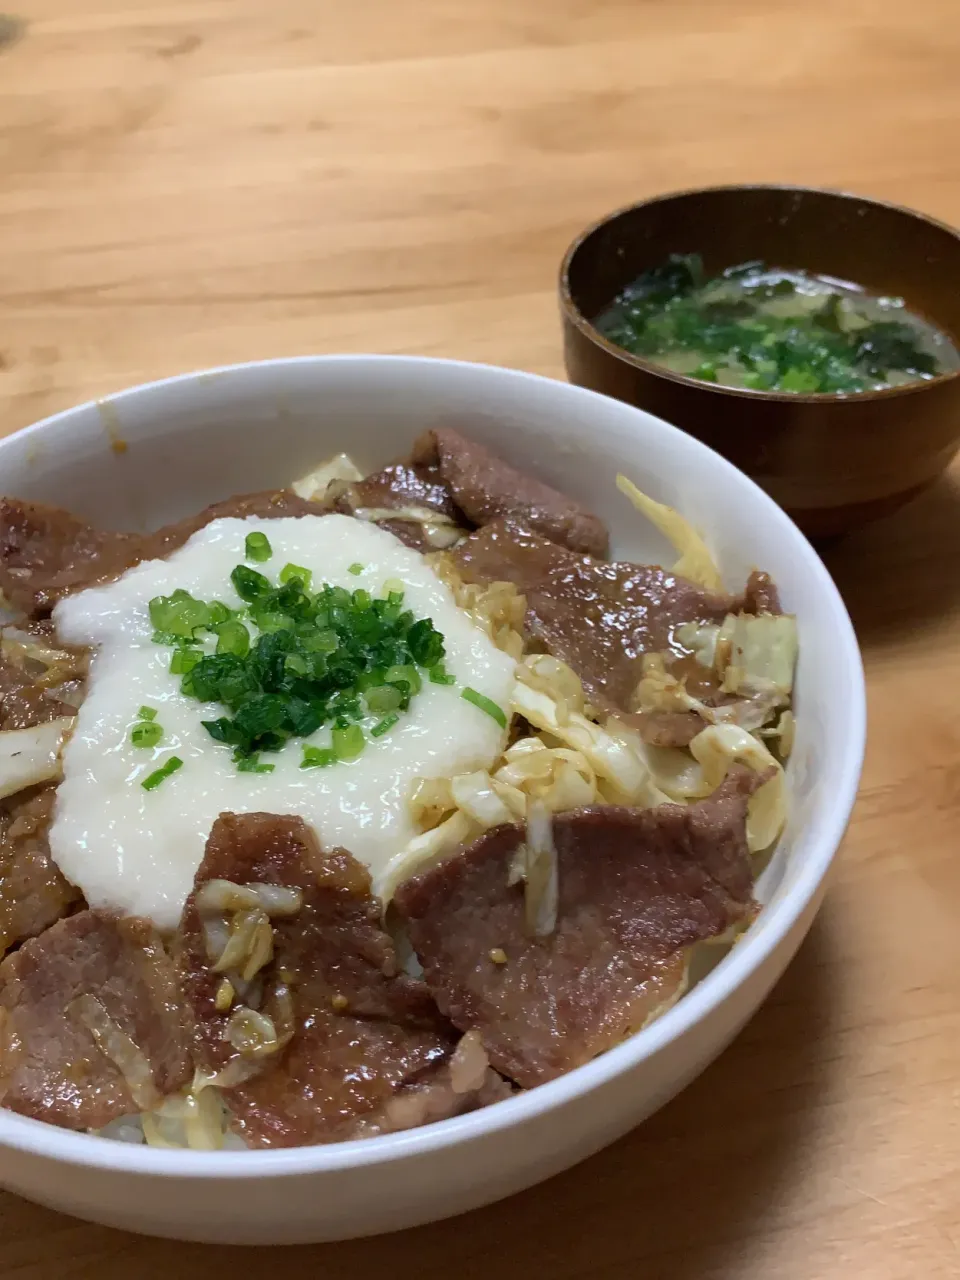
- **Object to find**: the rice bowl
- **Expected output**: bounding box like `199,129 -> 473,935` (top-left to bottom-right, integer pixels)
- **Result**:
0,356 -> 865,1243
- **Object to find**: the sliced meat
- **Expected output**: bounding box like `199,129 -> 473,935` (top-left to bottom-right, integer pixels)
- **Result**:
0,490 -> 325,618
0,786 -> 80,953
0,656 -> 76,730
453,521 -> 780,746
743,569 -> 781,615
0,911 -> 192,1130
395,770 -> 761,1088
411,426 -> 609,557
355,1030 -> 514,1138
177,812 -> 503,1147
142,490 -> 325,561
329,462 -> 464,552
452,520 -> 730,738
0,498 -> 142,618
0,620 -> 88,729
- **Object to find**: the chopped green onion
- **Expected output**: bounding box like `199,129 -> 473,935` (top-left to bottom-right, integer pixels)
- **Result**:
130,720 -> 163,748
301,745 -> 336,769
407,617 -> 445,667
170,648 -> 202,676
382,579 -> 404,596
236,753 -> 275,774
149,592 -> 211,638
205,601 -> 234,628
230,564 -> 271,601
332,724 -> 365,761
280,562 -> 312,589
148,556 -> 447,770
385,664 -> 421,695
255,612 -> 294,634
348,562 -> 364,576
370,713 -> 399,738
141,756 -> 183,791
428,664 -> 456,685
244,531 -> 272,562
461,687 -> 508,729
138,705 -> 157,721
365,684 -> 403,714
216,619 -> 251,658
153,630 -> 200,647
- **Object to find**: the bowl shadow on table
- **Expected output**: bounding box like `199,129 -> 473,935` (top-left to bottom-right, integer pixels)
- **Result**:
14,910 -> 842,1280
819,471 -> 960,648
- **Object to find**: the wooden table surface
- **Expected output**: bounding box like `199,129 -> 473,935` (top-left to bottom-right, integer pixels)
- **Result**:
2,0 -> 959,1275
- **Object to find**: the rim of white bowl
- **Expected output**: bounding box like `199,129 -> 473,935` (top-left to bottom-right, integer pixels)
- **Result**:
0,355 -> 866,1178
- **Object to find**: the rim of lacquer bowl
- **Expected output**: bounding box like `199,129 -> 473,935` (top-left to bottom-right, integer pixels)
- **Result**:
0,355 -> 867,1180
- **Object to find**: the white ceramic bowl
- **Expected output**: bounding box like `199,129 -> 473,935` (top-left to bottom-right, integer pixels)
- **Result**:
0,356 -> 865,1244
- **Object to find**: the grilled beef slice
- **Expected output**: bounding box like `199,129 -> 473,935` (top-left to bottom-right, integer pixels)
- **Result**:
395,769 -> 762,1088
177,812 -> 506,1147
452,520 -> 780,745
410,426 -> 609,557
0,785 -> 79,954
0,911 -> 191,1129
0,490 -> 324,618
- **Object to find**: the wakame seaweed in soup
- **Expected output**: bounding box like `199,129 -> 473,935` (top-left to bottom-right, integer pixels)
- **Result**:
595,255 -> 960,394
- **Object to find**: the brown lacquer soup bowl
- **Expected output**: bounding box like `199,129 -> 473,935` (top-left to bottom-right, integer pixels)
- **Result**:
0,356 -> 863,1243
560,185 -> 960,538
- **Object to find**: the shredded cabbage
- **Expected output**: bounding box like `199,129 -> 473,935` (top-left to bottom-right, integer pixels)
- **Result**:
523,802 -> 558,936
291,453 -> 363,501
70,994 -> 160,1112
689,724 -> 786,853
616,474 -> 724,591
632,651 -> 786,734
0,717 -> 74,801
632,653 -> 717,720
511,678 -> 671,807
451,772 -> 515,828
352,506 -> 463,549
717,612 -> 798,699
758,708 -> 796,760
430,560 -> 526,660
602,717 -> 714,801
1,626 -> 86,689
374,810 -> 476,906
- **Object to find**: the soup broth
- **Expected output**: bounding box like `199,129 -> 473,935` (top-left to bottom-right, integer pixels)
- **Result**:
595,255 -> 960,394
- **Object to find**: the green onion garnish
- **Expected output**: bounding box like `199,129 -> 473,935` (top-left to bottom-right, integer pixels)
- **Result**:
141,756 -> 183,791
365,684 -> 403,714
385,663 -> 421,695
236,753 -> 275,774
245,531 -> 272,562
332,724 -> 365,761
138,705 -> 157,721
150,559 -> 446,771
370,713 -> 399,738
170,648 -> 201,676
348,563 -> 364,576
428,664 -> 455,686
461,687 -> 507,728
407,618 -> 445,667
301,745 -> 336,769
206,601 -> 235,627
149,591 -> 211,639
280,563 -> 312,589
216,619 -> 250,658
130,720 -> 163,749
230,564 -> 271,601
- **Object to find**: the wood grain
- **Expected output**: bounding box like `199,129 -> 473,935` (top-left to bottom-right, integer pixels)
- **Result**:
1,1 -> 959,1275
